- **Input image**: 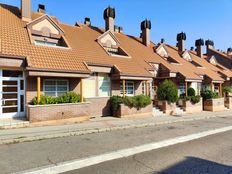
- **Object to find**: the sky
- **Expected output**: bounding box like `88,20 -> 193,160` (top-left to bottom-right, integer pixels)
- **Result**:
2,0 -> 232,52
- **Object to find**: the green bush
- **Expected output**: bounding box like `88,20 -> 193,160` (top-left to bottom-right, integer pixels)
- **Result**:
187,87 -> 196,97
110,95 -> 152,111
157,80 -> 178,103
32,92 -> 81,105
223,86 -> 232,96
191,95 -> 201,104
201,89 -> 218,100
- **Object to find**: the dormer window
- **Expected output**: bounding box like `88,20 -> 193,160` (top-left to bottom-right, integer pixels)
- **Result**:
191,60 -> 203,68
97,31 -> 129,57
27,15 -> 69,48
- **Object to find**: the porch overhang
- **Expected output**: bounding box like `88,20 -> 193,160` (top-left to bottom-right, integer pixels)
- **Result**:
0,55 -> 25,70
28,69 -> 90,78
111,74 -> 152,81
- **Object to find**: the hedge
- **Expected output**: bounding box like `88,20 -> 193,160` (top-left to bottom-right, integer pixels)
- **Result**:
157,80 -> 178,103
32,92 -> 81,105
110,95 -> 152,111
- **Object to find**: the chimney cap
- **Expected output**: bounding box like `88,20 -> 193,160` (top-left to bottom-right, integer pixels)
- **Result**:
190,47 -> 194,51
227,48 -> 232,52
177,32 -> 186,41
205,39 -> 214,47
38,4 -> 45,10
85,17 -> 90,22
141,19 -> 151,30
104,6 -> 115,20
195,38 -> 204,47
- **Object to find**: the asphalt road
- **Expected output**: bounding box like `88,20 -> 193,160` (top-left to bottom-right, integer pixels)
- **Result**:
64,130 -> 232,174
1,116 -> 232,174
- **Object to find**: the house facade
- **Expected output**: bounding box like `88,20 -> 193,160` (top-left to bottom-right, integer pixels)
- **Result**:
0,1 -> 231,121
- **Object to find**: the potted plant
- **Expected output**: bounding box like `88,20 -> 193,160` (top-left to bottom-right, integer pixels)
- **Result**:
178,87 -> 202,113
156,80 -> 178,115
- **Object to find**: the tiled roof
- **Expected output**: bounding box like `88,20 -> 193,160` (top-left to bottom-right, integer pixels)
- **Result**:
163,45 -> 224,81
0,4 -> 152,77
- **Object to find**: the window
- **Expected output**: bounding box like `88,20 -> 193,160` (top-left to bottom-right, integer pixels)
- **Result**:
44,80 -> 69,97
103,46 -> 129,57
120,81 -> 134,96
34,40 -> 58,47
83,73 -> 111,98
178,83 -> 186,95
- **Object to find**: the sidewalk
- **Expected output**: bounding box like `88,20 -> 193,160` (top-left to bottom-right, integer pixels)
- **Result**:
0,111 -> 231,145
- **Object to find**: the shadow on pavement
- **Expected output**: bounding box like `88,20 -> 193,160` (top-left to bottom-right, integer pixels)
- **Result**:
154,156 -> 232,174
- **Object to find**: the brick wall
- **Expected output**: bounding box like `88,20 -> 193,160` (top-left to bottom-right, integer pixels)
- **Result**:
203,98 -> 225,111
27,102 -> 91,122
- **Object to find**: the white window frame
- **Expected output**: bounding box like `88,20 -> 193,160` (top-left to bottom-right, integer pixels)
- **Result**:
43,79 -> 69,97
98,73 -> 111,97
120,81 -> 135,96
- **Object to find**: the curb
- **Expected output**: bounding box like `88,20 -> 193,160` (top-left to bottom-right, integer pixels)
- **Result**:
0,114 -> 231,145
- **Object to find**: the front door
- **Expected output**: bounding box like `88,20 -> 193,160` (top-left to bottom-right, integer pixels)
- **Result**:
0,70 -> 25,118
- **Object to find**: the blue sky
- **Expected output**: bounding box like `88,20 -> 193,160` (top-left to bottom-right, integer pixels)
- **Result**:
3,0 -> 232,51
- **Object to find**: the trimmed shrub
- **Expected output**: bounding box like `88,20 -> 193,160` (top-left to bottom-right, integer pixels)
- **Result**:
157,80 -> 178,103
191,95 -> 201,104
223,86 -> 232,96
201,89 -> 218,100
32,92 -> 81,105
187,87 -> 196,97
110,95 -> 152,111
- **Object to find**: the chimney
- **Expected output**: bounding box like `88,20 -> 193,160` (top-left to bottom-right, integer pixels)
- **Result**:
114,26 -> 123,33
190,47 -> 194,51
227,48 -> 232,56
84,17 -> 91,26
176,32 -> 186,53
141,19 -> 151,46
21,0 -> 31,22
104,6 -> 115,33
38,4 -> 46,13
161,38 -> 165,43
195,38 -> 204,58
205,39 -> 214,54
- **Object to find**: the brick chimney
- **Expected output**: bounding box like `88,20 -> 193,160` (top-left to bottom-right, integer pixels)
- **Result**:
141,19 -> 151,46
176,32 -> 186,53
205,39 -> 214,54
38,4 -> 46,13
21,0 -> 31,22
104,6 -> 115,33
227,48 -> 232,56
195,38 -> 204,58
84,17 -> 91,26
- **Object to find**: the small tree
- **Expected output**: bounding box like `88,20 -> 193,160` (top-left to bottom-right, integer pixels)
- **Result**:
201,89 -> 218,100
157,80 -> 178,103
187,87 -> 196,97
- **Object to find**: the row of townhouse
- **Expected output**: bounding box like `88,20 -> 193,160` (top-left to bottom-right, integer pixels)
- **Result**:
0,1 -> 232,121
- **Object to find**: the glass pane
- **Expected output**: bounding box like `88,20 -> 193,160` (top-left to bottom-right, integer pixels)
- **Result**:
20,80 -> 24,90
45,86 -> 56,91
3,81 -> 17,86
3,70 -> 23,77
57,86 -> 68,91
3,87 -> 17,93
45,92 -> 56,96
3,100 -> 17,106
57,81 -> 67,85
45,80 -> 56,86
3,107 -> 17,113
3,94 -> 17,99
20,95 -> 24,112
